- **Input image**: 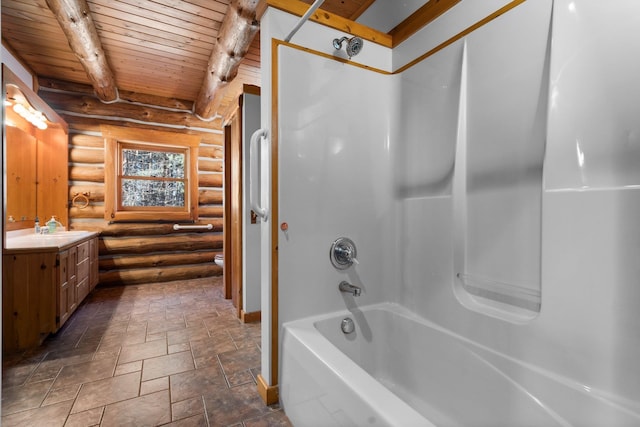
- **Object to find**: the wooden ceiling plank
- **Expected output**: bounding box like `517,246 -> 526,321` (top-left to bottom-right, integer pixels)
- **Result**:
44,0 -> 118,101
98,40 -> 210,70
91,13 -> 219,53
98,30 -> 213,61
89,0 -> 222,40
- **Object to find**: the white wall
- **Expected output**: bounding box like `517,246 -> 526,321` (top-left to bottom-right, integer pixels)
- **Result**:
242,92 -> 262,314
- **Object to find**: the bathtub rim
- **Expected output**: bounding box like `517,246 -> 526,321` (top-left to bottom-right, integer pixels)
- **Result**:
281,309 -> 434,426
281,301 -> 640,422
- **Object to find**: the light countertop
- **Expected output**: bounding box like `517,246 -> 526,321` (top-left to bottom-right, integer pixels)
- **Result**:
5,230 -> 98,253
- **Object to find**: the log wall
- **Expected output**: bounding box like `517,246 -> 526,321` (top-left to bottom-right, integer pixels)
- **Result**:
38,80 -> 225,286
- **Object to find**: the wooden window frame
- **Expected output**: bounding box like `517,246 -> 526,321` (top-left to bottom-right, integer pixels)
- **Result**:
103,126 -> 200,222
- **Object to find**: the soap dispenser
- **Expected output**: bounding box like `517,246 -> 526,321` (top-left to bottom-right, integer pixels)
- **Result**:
35,216 -> 41,234
47,216 -> 57,233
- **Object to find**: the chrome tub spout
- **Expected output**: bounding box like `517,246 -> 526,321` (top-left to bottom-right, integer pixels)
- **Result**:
339,281 -> 361,296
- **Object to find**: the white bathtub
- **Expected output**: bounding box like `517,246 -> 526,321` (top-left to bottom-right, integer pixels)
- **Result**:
281,303 -> 640,426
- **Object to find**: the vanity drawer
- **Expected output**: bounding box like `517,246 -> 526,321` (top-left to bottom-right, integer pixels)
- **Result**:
77,241 -> 90,262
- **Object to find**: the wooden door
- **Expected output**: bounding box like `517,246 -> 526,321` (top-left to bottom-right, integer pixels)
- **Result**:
230,105 -> 244,318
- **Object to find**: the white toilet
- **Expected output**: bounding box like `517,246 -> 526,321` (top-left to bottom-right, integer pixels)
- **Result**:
214,254 -> 224,267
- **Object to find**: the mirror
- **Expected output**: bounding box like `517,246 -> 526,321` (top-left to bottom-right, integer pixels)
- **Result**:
5,95 -> 38,228
3,64 -> 69,238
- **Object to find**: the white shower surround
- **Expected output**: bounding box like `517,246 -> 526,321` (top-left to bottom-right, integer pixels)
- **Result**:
259,0 -> 640,422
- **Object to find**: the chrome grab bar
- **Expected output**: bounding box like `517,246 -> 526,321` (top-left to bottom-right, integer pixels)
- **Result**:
173,224 -> 213,231
250,128 -> 269,220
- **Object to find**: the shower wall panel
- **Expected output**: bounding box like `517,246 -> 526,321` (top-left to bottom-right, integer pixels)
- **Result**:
392,0 -> 640,404
276,46 -> 395,325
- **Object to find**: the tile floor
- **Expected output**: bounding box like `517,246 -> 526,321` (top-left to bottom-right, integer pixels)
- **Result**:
1,277 -> 292,427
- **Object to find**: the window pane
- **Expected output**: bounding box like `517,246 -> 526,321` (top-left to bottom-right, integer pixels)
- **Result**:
121,179 -> 185,207
122,149 -> 185,179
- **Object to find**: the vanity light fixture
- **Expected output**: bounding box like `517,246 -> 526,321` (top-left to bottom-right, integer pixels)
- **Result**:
12,101 -> 48,130
6,83 -> 49,130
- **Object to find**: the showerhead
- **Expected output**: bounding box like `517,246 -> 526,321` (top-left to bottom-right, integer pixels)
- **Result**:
332,36 -> 364,59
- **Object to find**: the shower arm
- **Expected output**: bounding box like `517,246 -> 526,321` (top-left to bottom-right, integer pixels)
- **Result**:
284,0 -> 325,42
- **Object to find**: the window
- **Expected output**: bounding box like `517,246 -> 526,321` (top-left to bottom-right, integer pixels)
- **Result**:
103,126 -> 200,222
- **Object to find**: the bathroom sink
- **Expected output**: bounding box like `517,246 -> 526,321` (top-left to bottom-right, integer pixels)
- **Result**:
5,230 -> 97,250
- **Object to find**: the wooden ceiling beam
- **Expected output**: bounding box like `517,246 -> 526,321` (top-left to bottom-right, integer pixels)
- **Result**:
194,0 -> 260,120
44,0 -> 118,102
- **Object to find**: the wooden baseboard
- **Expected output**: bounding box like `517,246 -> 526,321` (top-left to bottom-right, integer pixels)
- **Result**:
241,309 -> 261,323
256,374 -> 279,405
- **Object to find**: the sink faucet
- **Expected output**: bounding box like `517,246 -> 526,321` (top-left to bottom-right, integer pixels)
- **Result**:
339,281 -> 361,297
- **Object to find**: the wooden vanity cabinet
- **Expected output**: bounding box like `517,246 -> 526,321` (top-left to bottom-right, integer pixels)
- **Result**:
2,236 -> 98,353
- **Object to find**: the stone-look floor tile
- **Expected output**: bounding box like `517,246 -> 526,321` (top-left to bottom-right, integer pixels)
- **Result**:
167,326 -> 210,346
2,359 -> 42,389
71,371 -> 141,414
1,379 -> 53,415
52,356 -> 117,389
98,329 -> 147,350
92,347 -> 121,362
146,331 -> 167,342
114,360 -> 142,376
165,413 -> 208,426
170,365 -> 226,403
140,376 -> 169,395
64,406 -> 104,427
172,396 -> 205,421
141,350 -> 195,381
146,318 -> 186,335
28,349 -> 95,383
118,338 -> 167,364
169,342 -> 191,354
0,399 -> 73,427
101,389 -> 171,427
226,369 -> 256,388
203,383 -> 271,427
190,335 -> 236,360
218,345 -> 261,376
42,383 -> 80,406
243,410 -> 294,427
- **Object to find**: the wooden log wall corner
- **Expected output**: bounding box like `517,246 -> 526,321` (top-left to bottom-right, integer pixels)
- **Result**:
38,79 -> 226,286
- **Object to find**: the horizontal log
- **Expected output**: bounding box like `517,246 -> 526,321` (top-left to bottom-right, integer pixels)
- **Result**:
40,77 -> 195,113
99,234 -> 223,255
69,219 -> 109,232
198,206 -> 224,218
198,173 -> 223,187
99,220 -> 223,237
70,165 -> 104,183
99,251 -> 220,271
69,184 -> 105,202
198,159 -> 223,173
66,120 -> 222,146
98,264 -> 222,286
70,133 -> 104,148
41,90 -> 222,131
69,147 -> 105,163
69,205 -> 104,219
199,189 -> 223,205
199,146 -> 224,159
